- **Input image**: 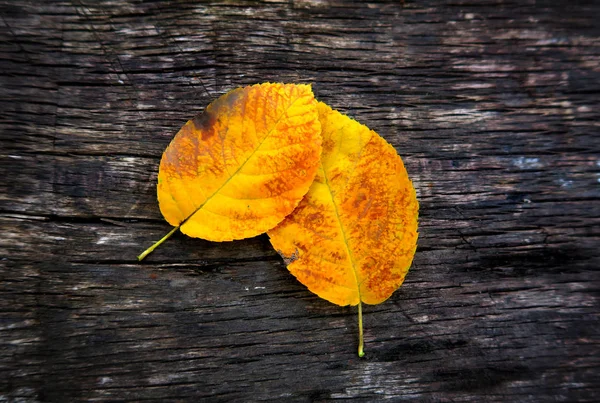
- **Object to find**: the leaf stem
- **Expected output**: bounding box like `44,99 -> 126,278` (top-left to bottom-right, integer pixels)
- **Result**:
137,226 -> 179,261
358,301 -> 365,357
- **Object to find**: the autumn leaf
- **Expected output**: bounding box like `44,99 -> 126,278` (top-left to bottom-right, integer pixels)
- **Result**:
138,83 -> 322,260
267,101 -> 419,356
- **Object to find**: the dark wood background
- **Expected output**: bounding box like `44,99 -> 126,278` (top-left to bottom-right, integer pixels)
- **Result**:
1,0 -> 599,401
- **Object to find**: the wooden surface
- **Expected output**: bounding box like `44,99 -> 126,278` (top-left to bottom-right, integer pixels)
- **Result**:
1,0 -> 599,401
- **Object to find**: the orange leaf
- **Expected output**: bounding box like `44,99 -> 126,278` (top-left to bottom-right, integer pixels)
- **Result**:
268,101 -> 419,356
138,83 -> 322,260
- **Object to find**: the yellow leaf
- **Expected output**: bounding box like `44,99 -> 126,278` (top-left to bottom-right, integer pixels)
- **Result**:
268,101 -> 419,356
139,83 -> 322,260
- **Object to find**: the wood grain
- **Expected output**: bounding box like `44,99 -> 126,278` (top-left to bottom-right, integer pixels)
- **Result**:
1,0 -> 599,401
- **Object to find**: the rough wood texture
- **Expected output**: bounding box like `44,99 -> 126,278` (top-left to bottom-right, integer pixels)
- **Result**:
1,0 -> 599,401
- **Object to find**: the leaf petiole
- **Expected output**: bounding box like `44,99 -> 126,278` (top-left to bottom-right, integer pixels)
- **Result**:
137,226 -> 179,261
358,301 -> 365,357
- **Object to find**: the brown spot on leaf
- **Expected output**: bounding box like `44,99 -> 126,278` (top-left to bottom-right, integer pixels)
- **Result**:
191,111 -> 217,141
304,211 -> 324,230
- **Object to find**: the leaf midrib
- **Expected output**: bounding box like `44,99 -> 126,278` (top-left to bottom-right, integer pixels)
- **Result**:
321,163 -> 362,304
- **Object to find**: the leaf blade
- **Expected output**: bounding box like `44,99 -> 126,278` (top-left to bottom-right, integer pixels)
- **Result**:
157,83 -> 322,242
268,101 -> 419,306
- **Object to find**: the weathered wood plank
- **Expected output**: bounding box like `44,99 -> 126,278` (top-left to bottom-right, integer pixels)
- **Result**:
1,0 -> 599,401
